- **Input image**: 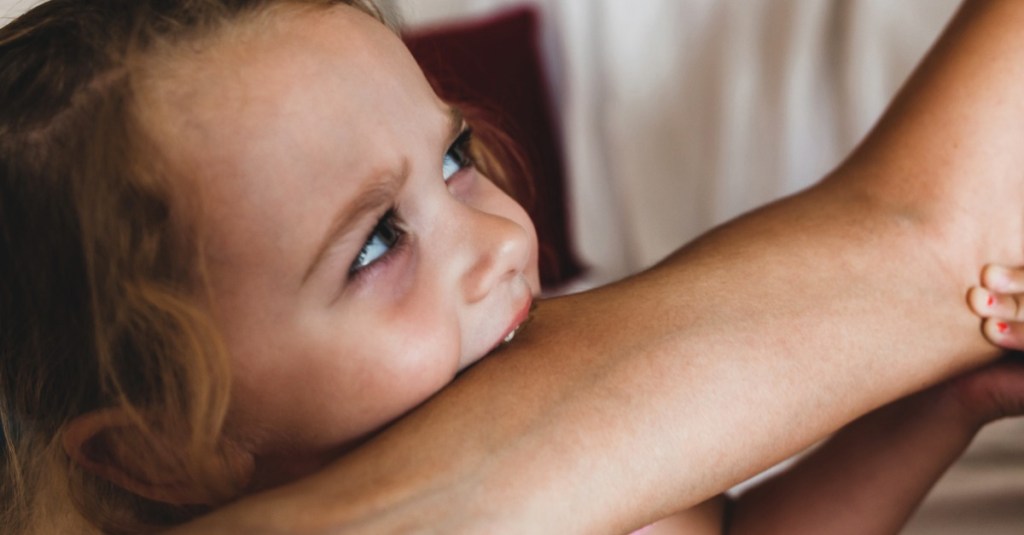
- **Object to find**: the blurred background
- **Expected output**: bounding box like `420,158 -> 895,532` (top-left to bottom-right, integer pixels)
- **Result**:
3,0 -> 1021,532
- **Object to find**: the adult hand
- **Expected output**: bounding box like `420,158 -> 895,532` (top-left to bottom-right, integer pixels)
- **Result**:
947,352 -> 1024,426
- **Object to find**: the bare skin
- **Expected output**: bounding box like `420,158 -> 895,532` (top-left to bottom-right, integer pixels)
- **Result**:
629,351 -> 1024,535
168,1 -> 1024,533
970,264 -> 1024,345
726,356 -> 1024,534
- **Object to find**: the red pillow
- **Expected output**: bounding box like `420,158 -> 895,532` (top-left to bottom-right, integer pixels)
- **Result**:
405,6 -> 584,289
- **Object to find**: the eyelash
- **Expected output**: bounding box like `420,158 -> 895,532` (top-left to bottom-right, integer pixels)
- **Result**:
347,128 -> 476,280
348,208 -> 405,279
442,128 -> 475,182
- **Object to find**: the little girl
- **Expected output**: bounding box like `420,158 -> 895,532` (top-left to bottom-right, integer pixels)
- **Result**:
2,1 -> 1023,534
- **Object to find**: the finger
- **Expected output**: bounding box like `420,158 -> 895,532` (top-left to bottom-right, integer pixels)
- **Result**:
950,355 -> 1024,422
969,286 -> 1024,320
974,356 -> 1024,420
968,286 -> 996,317
981,318 -> 1024,350
981,264 -> 1024,293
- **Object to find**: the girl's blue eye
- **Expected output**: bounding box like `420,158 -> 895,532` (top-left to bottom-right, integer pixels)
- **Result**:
442,129 -> 474,181
350,209 -> 402,275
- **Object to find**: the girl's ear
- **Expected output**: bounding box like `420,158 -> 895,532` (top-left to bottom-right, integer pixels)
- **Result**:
61,408 -> 254,505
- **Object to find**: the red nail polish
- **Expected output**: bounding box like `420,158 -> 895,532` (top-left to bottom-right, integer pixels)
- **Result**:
997,322 -> 1009,334
988,295 -> 995,307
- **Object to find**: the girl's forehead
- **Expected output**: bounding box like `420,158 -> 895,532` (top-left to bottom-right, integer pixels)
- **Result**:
142,4 -> 437,139
140,3 -> 443,182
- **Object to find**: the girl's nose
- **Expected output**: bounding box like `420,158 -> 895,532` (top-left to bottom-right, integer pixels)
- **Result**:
459,209 -> 532,304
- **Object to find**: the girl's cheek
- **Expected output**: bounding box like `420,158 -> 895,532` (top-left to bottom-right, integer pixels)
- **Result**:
380,241 -> 419,302
347,237 -> 418,303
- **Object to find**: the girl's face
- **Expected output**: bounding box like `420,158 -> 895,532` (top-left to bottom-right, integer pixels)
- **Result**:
143,5 -> 540,484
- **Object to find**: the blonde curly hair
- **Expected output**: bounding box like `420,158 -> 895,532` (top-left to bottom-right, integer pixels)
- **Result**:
0,1 -> 391,533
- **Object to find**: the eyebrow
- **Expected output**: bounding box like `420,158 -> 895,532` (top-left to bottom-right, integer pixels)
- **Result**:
301,105 -> 465,285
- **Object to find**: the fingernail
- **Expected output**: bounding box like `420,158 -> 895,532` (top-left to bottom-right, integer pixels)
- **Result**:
988,294 -> 996,307
997,322 -> 1009,334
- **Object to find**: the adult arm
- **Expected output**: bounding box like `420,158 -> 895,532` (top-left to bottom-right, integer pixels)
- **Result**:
730,356 -> 1024,534
172,1 -> 1024,533
645,357 -> 1024,535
